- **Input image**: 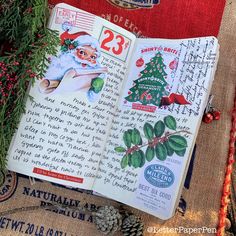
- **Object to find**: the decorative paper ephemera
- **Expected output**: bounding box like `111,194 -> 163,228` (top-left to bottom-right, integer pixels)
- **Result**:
122,38 -> 218,116
123,45 -> 179,110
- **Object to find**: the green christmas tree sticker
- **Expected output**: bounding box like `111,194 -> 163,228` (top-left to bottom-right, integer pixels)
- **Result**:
125,52 -> 169,106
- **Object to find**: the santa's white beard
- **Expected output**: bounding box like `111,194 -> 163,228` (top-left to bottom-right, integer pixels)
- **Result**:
44,53 -> 100,81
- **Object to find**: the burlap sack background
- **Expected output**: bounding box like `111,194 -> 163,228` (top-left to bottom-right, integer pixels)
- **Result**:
0,1 -> 235,235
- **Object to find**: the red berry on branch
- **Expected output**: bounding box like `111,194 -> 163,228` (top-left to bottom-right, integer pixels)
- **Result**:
69,44 -> 75,50
13,61 -> 19,66
212,110 -> 221,120
27,7 -> 32,13
203,112 -> 213,124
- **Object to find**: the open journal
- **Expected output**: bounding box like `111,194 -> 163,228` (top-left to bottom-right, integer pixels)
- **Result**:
7,3 -> 219,220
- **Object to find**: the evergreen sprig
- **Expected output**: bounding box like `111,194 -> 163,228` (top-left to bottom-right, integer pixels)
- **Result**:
0,0 -> 59,176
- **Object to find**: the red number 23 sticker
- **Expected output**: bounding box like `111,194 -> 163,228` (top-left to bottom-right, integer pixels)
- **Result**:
99,27 -> 131,61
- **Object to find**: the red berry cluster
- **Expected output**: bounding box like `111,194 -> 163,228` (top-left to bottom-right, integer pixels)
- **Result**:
202,109 -> 221,124
0,59 -> 36,108
0,61 -> 18,105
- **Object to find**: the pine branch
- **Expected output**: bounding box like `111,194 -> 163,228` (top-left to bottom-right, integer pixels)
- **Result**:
0,0 -> 28,42
0,0 -> 59,177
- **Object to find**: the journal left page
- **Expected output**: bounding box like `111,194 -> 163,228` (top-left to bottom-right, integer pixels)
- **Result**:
7,3 -> 136,189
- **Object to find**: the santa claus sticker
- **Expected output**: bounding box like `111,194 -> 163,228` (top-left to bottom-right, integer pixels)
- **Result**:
39,29 -> 108,102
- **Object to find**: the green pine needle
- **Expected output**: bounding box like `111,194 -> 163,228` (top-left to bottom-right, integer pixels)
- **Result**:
0,0 -> 59,179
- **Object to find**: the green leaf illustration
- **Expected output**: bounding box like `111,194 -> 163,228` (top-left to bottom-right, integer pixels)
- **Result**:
164,115 -> 177,130
155,143 -> 167,161
145,146 -> 155,162
121,155 -> 129,169
131,151 -> 141,168
175,148 -> 186,157
154,120 -> 165,137
139,138 -> 143,145
114,146 -> 126,153
123,131 -> 132,148
127,154 -> 132,167
128,129 -> 133,136
61,45 -> 67,52
131,128 -> 142,145
138,150 -> 145,168
163,141 -> 174,156
65,39 -> 72,45
143,123 -> 154,140
168,135 -> 187,151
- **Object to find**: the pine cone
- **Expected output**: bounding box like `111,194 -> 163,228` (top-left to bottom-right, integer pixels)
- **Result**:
121,215 -> 144,236
94,205 -> 122,235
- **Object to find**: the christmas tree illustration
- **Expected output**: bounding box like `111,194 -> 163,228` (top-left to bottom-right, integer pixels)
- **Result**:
125,52 -> 168,106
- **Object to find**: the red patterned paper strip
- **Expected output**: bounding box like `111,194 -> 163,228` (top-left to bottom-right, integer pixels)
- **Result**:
33,167 -> 84,183
217,87 -> 236,236
132,103 -> 156,112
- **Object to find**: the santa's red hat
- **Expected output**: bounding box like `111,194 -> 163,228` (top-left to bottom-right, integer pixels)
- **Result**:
60,30 -> 101,56
60,30 -> 89,45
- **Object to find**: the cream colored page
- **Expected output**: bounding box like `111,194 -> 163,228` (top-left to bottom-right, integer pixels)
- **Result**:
93,37 -> 218,219
7,3 -> 136,189
94,109 -> 196,219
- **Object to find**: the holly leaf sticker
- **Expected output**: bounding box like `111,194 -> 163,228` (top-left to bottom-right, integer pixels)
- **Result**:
175,148 -> 186,157
121,155 -> 129,169
131,128 -> 142,145
154,120 -> 165,137
163,141 -> 174,156
164,115 -> 177,130
123,131 -> 132,148
168,135 -> 187,151
114,147 -> 126,153
145,146 -> 155,161
131,151 -> 141,168
138,150 -> 145,168
155,143 -> 167,161
143,123 -> 154,140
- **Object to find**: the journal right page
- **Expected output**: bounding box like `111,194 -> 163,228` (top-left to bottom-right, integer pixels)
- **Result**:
93,37 -> 219,220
